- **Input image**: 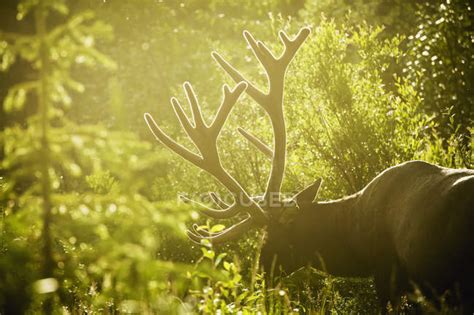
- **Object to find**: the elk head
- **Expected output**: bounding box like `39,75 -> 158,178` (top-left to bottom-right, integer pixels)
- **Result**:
144,27 -> 312,271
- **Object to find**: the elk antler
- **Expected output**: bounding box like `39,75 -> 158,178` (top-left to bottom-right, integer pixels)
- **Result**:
212,27 -> 311,204
145,27 -> 310,244
237,127 -> 273,159
145,82 -> 268,243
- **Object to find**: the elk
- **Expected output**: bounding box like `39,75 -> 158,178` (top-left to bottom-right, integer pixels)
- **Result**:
144,27 -> 474,312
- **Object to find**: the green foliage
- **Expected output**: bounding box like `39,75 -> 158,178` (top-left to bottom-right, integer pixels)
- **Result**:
0,0 -> 193,312
190,246 -> 301,314
301,0 -> 423,37
285,20 -> 404,194
403,0 -> 473,167
1,0 -> 472,313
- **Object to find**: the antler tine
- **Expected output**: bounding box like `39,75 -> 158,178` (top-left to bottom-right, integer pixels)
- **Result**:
211,82 -> 248,136
179,195 -> 241,219
144,113 -> 202,167
171,97 -> 195,137
183,82 -> 206,128
211,52 -> 267,105
186,217 -> 254,244
209,192 -> 230,209
243,31 -> 276,74
237,127 -> 272,159
278,27 -> 311,66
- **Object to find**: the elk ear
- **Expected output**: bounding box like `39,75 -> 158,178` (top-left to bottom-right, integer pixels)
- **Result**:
294,178 -> 322,208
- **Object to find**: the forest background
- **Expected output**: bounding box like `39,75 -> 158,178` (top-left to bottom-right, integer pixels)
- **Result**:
0,0 -> 472,313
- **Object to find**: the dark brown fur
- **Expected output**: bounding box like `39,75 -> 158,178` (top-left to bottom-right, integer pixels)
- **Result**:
261,160 -> 474,311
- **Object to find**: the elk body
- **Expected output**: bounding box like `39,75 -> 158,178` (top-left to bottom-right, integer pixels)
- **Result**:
261,160 -> 474,311
144,27 -> 474,311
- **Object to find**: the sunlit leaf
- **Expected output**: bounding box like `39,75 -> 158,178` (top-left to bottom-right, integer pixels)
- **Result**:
33,278 -> 58,294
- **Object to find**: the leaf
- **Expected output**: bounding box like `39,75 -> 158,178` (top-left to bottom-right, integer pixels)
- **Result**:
3,81 -> 37,112
210,224 -> 226,233
233,274 -> 242,283
33,278 -> 58,294
3,88 -> 26,112
201,248 -> 215,260
0,42 -> 16,71
214,253 -> 227,267
51,1 -> 69,15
